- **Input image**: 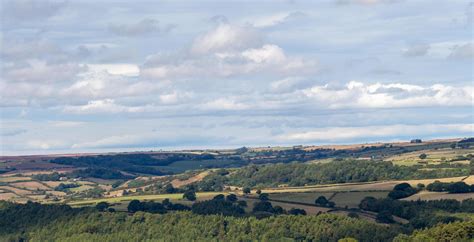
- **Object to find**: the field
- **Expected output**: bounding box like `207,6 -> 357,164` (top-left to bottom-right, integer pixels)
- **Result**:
0,176 -> 32,182
330,191 -> 389,208
402,191 -> 474,201
269,192 -> 335,204
171,171 -> 210,188
68,192 -> 227,206
11,181 -> 51,190
266,190 -> 388,209
0,138 -> 472,228
387,147 -> 474,166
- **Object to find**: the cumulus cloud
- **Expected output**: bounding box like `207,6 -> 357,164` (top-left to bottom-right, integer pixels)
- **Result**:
302,81 -> 473,109
1,1 -> 473,154
108,18 -> 175,37
54,80 -> 474,115
141,23 -> 316,80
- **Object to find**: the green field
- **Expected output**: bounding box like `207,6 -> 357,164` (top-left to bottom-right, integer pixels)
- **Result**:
268,191 -> 389,208
68,192 -> 227,206
269,192 -> 334,204
330,191 -> 389,208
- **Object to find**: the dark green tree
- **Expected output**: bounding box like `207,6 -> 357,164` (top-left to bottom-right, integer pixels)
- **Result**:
315,196 -> 329,206
95,202 -> 109,211
183,190 -> 196,201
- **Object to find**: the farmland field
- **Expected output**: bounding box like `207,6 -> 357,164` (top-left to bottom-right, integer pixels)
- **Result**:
387,147 -> 474,166
268,191 -> 389,209
0,193 -> 19,200
0,176 -> 32,182
402,191 -> 474,201
10,181 -> 51,190
68,191 -> 228,206
268,192 -> 335,204
330,191 -> 389,208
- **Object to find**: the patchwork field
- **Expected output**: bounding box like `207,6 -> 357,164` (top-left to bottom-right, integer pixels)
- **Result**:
0,176 -> 32,182
68,192 -> 227,206
0,193 -> 19,200
387,147 -> 474,166
260,176 -> 471,195
11,181 -> 51,190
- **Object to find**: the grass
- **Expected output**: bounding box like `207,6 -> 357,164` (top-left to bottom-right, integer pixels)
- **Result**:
387,147 -> 474,166
269,192 -> 334,204
0,176 -> 32,182
68,191 -> 227,206
330,191 -> 389,208
69,185 -> 94,192
267,191 -> 389,209
401,191 -> 474,201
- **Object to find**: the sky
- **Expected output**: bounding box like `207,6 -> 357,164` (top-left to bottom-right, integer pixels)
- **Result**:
0,0 -> 473,155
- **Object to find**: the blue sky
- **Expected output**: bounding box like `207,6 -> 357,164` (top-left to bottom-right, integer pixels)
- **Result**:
1,0 -> 473,155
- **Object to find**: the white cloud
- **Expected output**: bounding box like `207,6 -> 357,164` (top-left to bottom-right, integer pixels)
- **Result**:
3,60 -> 84,83
302,81 -> 473,109
202,98 -> 250,111
246,11 -> 306,28
62,99 -> 147,114
61,70 -> 163,100
242,44 -> 286,64
190,23 -> 262,55
87,64 -> 139,77
141,44 -> 315,79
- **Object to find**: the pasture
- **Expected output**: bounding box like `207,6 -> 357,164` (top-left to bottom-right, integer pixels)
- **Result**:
402,191 -> 474,201
387,147 -> 473,166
